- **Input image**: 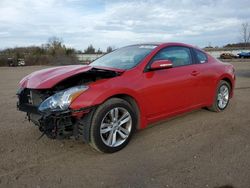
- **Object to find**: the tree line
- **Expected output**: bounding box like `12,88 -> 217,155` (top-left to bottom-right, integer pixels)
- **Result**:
83,45 -> 114,54
1,22 -> 249,66
0,37 -> 114,66
0,37 -> 78,66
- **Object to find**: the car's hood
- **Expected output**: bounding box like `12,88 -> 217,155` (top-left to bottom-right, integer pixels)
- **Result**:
19,65 -> 125,89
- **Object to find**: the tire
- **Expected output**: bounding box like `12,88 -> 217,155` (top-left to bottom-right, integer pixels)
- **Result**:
208,80 -> 231,112
89,98 -> 137,153
77,108 -> 95,143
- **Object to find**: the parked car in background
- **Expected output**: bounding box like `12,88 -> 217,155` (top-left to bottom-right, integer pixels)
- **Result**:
8,58 -> 26,66
8,58 -> 16,66
17,59 -> 26,66
220,53 -> 237,59
17,42 -> 235,153
237,52 -> 250,58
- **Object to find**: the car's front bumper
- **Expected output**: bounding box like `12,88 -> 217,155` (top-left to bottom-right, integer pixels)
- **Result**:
18,102 -> 76,139
17,88 -> 92,140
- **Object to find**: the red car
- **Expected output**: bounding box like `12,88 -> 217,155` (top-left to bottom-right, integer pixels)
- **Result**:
17,43 -> 235,153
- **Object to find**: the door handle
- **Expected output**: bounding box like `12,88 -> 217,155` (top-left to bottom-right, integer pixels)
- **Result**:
191,70 -> 199,76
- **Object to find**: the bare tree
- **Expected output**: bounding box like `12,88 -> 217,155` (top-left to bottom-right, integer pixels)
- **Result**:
84,44 -> 96,54
47,37 -> 63,48
240,22 -> 250,47
106,46 -> 113,53
46,37 -> 65,56
106,46 -> 116,53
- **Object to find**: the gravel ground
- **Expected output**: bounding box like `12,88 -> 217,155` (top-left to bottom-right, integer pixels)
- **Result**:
0,62 -> 249,188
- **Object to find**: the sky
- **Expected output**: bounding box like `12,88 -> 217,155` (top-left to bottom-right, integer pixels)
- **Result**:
0,0 -> 249,51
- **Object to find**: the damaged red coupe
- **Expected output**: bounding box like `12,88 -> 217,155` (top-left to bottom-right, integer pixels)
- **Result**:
17,43 -> 235,153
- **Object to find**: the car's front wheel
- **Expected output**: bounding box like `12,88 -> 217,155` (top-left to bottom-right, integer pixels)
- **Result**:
89,98 -> 137,153
208,80 -> 231,112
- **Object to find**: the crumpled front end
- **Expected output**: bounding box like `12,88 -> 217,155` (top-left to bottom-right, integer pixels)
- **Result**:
17,88 -> 91,139
17,66 -> 122,140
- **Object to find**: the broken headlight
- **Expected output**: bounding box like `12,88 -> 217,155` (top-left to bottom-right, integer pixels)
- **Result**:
38,85 -> 88,112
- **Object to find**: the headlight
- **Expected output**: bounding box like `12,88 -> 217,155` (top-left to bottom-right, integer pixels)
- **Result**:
38,85 -> 88,112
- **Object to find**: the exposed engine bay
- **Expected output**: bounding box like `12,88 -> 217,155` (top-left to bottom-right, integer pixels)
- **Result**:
54,67 -> 119,91
17,67 -> 121,140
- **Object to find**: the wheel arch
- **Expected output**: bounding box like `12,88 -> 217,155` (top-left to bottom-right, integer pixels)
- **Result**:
220,76 -> 234,97
209,74 -> 234,108
77,93 -> 145,145
104,94 -> 142,130
221,77 -> 232,88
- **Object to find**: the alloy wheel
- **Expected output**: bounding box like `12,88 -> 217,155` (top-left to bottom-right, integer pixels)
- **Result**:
100,107 -> 132,147
217,84 -> 229,109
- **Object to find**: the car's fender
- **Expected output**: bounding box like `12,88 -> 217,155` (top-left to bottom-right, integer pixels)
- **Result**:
70,85 -> 148,129
218,72 -> 235,96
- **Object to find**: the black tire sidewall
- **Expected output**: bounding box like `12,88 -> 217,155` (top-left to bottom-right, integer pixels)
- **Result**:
216,81 -> 231,111
90,99 -> 137,153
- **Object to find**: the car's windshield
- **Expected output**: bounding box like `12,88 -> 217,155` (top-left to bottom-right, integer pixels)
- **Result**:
91,45 -> 157,70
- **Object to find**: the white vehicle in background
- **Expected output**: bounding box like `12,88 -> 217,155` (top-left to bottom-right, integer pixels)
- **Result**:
17,59 -> 26,66
8,58 -> 26,66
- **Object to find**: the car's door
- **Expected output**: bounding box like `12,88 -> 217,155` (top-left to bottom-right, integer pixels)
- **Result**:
191,48 -> 216,105
141,46 -> 200,118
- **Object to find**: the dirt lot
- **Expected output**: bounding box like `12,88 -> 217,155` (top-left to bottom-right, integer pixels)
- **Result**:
0,62 -> 250,188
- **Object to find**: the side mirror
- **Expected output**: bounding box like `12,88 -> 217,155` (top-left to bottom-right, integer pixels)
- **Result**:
150,59 -> 173,70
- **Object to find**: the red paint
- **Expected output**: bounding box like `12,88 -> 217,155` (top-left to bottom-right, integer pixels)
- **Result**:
19,43 -> 235,129
19,65 -> 125,89
19,65 -> 93,89
150,59 -> 173,70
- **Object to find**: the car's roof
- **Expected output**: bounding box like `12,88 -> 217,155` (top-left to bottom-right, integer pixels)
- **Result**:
128,42 -> 198,49
123,42 -> 207,54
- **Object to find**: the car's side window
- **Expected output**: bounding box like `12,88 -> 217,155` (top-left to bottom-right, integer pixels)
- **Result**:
194,49 -> 207,64
151,46 -> 192,67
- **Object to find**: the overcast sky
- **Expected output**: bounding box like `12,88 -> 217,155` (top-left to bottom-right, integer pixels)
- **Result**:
0,0 -> 249,50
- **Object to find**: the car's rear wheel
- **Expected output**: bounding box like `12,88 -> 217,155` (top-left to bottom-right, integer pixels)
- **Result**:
208,80 -> 231,112
89,98 -> 137,153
